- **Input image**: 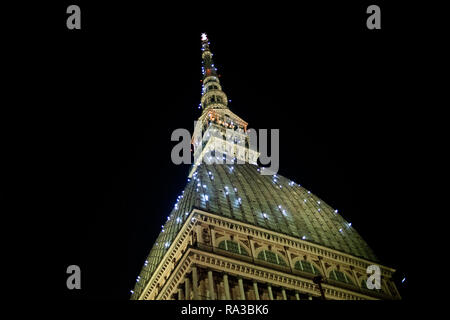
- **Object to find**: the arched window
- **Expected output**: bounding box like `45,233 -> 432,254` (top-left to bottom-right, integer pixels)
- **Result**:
257,250 -> 287,266
329,269 -> 353,285
207,85 -> 217,92
294,260 -> 321,275
218,240 -> 249,256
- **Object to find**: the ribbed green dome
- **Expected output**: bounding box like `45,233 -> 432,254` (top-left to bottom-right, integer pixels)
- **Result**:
132,163 -> 378,298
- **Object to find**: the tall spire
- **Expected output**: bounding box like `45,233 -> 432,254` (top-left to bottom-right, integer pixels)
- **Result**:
188,34 -> 259,177
200,33 -> 217,78
200,33 -> 228,112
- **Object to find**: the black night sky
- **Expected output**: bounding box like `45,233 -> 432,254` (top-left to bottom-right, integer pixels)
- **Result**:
17,1 -> 436,303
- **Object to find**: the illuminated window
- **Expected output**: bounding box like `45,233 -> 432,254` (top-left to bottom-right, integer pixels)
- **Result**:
218,240 -> 249,256
294,260 -> 321,275
329,270 -> 353,284
257,250 -> 287,266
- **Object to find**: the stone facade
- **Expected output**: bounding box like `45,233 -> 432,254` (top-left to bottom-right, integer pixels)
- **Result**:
136,210 -> 399,300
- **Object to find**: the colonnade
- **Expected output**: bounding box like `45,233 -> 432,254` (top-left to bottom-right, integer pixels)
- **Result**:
174,265 -> 315,300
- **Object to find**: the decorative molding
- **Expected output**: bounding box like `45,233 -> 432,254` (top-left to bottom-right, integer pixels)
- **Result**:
158,247 -> 379,301
138,208 -> 398,300
194,209 -> 395,277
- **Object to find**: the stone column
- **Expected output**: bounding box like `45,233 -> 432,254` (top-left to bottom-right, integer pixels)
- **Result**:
210,227 -> 216,249
208,270 -> 216,300
284,246 -> 294,272
185,277 -> 191,300
295,292 -> 300,300
200,277 -> 206,299
195,225 -> 202,245
253,281 -> 260,300
267,284 -> 274,300
192,266 -> 199,300
318,256 -> 327,277
248,237 -> 256,259
238,278 -> 245,300
350,266 -> 361,288
223,274 -> 231,300
281,288 -> 287,300
178,288 -> 184,300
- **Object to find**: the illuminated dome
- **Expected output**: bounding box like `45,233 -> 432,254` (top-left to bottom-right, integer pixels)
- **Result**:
136,163 -> 378,294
